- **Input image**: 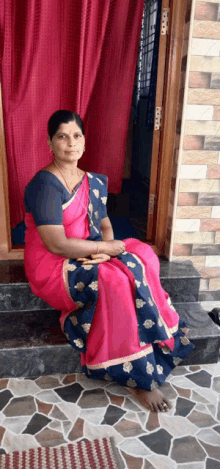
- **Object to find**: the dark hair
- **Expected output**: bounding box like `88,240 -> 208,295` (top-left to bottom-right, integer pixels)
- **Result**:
47,110 -> 85,139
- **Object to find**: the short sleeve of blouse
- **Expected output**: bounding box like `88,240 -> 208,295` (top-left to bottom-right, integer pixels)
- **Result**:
24,172 -> 63,226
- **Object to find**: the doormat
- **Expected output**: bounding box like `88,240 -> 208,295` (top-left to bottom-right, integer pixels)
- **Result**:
0,437 -> 123,469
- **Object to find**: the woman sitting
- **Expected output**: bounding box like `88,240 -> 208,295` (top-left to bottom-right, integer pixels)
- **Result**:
24,110 -> 193,413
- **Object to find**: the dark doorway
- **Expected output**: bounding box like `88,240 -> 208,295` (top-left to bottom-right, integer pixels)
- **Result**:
108,0 -> 162,241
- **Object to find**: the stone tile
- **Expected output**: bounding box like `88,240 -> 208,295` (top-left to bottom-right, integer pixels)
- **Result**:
54,383 -> 84,403
0,449 -> 6,455
175,219 -> 200,232
190,366 -> 201,372
207,165 -> 220,179
177,464 -> 205,469
213,378 -> 220,394
160,382 -> 178,400
185,370 -> 212,388
84,421 -> 123,445
0,380 -> 8,391
36,390 -> 62,404
179,179 -> 220,193
213,106 -> 220,120
62,420 -> 72,437
145,411 -> 160,432
169,376 -> 198,390
35,399 -> 53,415
147,454 -> 176,469
123,398 -> 142,413
210,278 -> 220,289
199,440 -> 220,461
3,395 -> 36,417
62,374 -> 76,385
124,411 -> 139,423
217,400 -> 220,420
77,389 -> 109,408
171,436 -> 206,463
2,416 -> 32,434
206,404 -> 216,417
211,73 -> 220,89
0,427 -> 5,446
23,413 -> 51,435
80,407 -> 106,425
121,451 -> 143,469
190,56 -> 220,73
193,244 -> 220,255
137,412 -> 148,428
174,397 -> 196,417
101,405 -> 126,426
105,383 -> 130,396
188,410 -> 217,427
198,267 -> 220,279
114,418 -> 144,438
0,390 -> 13,412
193,387 -> 218,405
8,379 -> 40,396
48,420 -> 62,432
193,20 -> 220,39
205,255 -> 220,266
173,386 -> 191,399
193,36 -> 220,55
49,405 -> 67,421
206,459 -> 220,469
195,403 -> 211,416
35,427 -> 67,447
106,392 -> 124,407
189,72 -> 211,88
183,135 -> 204,150
177,206 -> 211,219
77,374 -> 107,390
173,244 -> 192,256
119,438 -> 152,458
177,192 -> 198,206
212,206 -> 220,218
205,137 -> 220,151
68,417 -> 84,441
195,3 -> 218,21
143,460 -> 157,469
185,121 -> 220,136
159,414 -> 198,437
174,232 -> 215,244
2,430 -> 39,453
213,425 -> 220,434
56,402 -> 80,422
139,429 -> 172,456
186,105 -> 213,121
197,428 -> 220,446
35,376 -> 61,389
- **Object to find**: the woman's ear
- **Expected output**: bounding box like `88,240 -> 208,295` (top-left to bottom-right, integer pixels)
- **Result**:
47,137 -> 53,152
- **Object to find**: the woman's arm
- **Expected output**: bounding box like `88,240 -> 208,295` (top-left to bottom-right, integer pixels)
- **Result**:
37,225 -> 124,259
100,217 -> 114,241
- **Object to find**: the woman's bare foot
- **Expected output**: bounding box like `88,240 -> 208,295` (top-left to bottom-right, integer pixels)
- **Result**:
127,387 -> 173,413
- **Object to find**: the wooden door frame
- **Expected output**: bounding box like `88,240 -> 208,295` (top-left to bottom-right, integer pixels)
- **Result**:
148,0 -> 188,255
0,0 -> 188,260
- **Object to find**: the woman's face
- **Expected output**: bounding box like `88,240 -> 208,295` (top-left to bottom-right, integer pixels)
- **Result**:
48,121 -> 85,164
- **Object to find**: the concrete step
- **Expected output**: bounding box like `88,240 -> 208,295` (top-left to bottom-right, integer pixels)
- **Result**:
0,259 -> 201,312
0,302 -> 219,379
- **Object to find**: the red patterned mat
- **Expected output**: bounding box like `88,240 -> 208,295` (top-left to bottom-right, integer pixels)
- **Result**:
0,437 -> 123,469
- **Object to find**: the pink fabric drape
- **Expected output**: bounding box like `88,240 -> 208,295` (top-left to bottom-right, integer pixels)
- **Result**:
0,0 -> 144,228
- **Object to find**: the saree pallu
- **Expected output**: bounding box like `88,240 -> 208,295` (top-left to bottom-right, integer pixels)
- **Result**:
25,172 -> 193,391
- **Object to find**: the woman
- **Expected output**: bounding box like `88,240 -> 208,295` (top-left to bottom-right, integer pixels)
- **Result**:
24,110 -> 193,413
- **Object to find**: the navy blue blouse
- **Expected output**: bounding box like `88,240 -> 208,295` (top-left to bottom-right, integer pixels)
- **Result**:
24,170 -> 108,227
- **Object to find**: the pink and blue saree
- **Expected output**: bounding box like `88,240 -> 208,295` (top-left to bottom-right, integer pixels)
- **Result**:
25,172 -> 193,391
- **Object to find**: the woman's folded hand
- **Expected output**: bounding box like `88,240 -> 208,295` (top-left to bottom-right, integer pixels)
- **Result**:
77,253 -> 111,265
103,240 -> 126,257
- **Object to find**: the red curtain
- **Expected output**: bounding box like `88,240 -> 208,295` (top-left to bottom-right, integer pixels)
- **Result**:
0,0 -> 144,228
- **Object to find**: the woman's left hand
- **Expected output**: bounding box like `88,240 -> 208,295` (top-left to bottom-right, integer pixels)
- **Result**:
77,253 -> 111,265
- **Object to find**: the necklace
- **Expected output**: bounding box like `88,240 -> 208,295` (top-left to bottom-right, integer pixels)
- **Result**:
53,160 -> 96,229
53,160 -> 81,194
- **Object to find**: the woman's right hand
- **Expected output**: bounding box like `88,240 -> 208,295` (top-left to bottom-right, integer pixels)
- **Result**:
103,240 -> 126,257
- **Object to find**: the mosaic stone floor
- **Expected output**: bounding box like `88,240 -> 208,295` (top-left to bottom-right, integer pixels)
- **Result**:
1,365 -> 220,468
